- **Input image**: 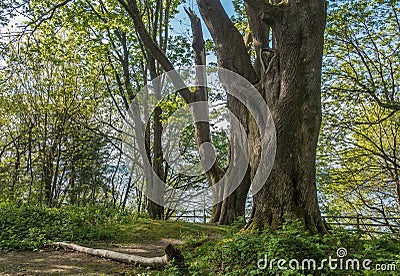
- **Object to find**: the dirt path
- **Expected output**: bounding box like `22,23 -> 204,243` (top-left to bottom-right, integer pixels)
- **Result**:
0,239 -> 181,275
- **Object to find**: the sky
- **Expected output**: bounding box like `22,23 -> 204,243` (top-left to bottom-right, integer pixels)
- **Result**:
170,0 -> 235,64
1,0 -> 235,47
171,0 -> 235,41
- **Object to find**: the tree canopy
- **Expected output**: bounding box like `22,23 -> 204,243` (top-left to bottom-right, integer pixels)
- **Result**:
0,0 -> 398,232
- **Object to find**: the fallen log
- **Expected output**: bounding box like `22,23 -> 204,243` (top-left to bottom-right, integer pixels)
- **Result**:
50,242 -> 184,269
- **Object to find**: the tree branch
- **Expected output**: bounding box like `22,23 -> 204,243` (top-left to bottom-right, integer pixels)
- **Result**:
196,0 -> 258,83
244,0 -> 287,26
244,1 -> 270,77
119,0 -> 193,104
184,6 -> 225,184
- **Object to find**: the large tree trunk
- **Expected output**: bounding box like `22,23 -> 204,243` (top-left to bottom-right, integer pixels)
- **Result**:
244,0 -> 328,233
198,0 -> 328,233
123,0 -> 328,230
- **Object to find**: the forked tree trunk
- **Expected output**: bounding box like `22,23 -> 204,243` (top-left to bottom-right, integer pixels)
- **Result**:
185,7 -> 251,225
196,0 -> 259,225
197,0 -> 328,233
245,0 -> 328,233
124,0 -> 328,231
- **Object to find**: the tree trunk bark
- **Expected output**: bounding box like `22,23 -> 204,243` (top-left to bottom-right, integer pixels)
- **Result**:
245,0 -> 328,233
197,0 -> 328,232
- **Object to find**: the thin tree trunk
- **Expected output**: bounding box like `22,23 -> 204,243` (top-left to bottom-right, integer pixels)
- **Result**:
147,48 -> 165,219
196,0 -> 257,225
68,164 -> 76,205
11,139 -> 20,201
122,174 -> 132,209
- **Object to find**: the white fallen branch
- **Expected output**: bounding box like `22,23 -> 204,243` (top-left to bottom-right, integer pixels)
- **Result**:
50,242 -> 183,268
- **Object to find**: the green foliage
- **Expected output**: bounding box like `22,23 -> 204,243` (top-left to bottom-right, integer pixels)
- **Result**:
0,25 -> 113,205
183,219 -> 400,275
2,203 -> 399,276
318,0 -> 400,220
167,35 -> 192,68
230,0 -> 247,36
0,0 -> 193,213
0,203 -> 230,253
0,203 -> 134,251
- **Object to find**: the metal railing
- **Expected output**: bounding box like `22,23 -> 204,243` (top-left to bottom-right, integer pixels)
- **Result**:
169,209 -> 211,223
169,211 -> 400,234
323,215 -> 400,234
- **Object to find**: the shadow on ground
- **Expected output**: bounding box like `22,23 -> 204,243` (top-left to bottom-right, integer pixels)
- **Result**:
0,238 -> 181,275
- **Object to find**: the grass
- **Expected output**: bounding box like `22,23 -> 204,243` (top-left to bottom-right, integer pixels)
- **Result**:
1,204 -> 399,275
0,203 -> 231,251
0,203 -> 232,275
111,218 -> 229,244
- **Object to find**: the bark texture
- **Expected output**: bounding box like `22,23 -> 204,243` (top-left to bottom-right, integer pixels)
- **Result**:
246,0 -> 328,233
198,0 -> 328,233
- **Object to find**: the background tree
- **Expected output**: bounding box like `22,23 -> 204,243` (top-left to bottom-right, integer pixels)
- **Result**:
1,0 -> 212,217
0,28 -> 110,206
319,0 -> 400,232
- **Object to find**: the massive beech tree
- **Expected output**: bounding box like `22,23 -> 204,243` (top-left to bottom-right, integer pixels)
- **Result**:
240,0 -> 327,232
198,0 -> 329,232
118,0 -> 328,232
20,0 -> 328,230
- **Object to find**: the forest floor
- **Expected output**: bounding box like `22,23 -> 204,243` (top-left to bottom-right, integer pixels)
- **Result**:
0,220 -> 230,275
0,239 -> 180,275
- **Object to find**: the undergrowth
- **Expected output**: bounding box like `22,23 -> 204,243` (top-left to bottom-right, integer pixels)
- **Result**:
1,204 -> 399,275
0,203 -> 135,250
0,203 -> 228,253
178,219 -> 400,276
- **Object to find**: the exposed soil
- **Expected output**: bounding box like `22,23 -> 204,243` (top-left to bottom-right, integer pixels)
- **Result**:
0,239 -> 181,275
